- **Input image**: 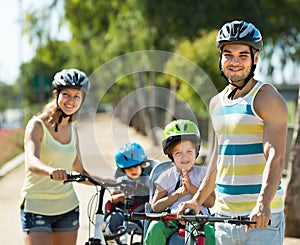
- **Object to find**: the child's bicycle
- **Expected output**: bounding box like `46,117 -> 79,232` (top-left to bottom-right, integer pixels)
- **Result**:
62,172 -> 148,245
131,209 -> 258,245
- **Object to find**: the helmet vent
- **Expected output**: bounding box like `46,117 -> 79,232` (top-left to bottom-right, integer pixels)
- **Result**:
183,124 -> 188,132
175,124 -> 180,131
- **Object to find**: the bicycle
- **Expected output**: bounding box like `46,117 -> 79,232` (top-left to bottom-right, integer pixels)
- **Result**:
131,209 -> 258,245
62,172 -> 148,245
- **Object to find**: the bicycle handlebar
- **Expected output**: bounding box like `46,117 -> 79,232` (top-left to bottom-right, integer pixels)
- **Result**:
50,172 -> 103,186
131,212 -> 257,225
51,172 -> 148,195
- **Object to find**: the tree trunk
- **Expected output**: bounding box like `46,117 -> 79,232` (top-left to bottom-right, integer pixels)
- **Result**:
134,72 -> 160,144
284,83 -> 300,237
165,79 -> 179,125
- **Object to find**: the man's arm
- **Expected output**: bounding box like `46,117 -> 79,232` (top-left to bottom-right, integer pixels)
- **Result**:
177,96 -> 219,214
249,84 -> 288,230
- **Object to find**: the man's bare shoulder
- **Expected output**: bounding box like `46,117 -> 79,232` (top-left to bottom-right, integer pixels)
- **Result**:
257,84 -> 286,104
255,83 -> 288,119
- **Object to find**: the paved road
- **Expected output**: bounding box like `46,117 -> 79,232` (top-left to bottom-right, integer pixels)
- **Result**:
0,113 -> 299,244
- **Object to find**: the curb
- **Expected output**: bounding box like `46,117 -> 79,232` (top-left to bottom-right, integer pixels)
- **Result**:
0,153 -> 24,178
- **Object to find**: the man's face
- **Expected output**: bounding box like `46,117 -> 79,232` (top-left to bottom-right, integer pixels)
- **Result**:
221,43 -> 259,85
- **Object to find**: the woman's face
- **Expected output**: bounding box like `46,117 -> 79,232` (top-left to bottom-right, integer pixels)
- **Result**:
57,88 -> 83,115
171,140 -> 196,172
124,165 -> 142,179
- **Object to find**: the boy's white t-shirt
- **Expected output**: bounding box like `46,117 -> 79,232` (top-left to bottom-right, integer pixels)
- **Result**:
155,164 -> 209,214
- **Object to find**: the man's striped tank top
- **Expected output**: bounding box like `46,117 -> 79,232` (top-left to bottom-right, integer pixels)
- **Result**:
211,80 -> 284,216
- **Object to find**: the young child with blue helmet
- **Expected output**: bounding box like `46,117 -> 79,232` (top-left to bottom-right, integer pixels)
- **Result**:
105,142 -> 151,233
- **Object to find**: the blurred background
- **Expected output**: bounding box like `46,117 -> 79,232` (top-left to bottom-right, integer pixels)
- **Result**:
1,0 -> 300,239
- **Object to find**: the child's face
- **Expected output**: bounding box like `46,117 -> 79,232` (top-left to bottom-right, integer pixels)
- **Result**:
171,140 -> 196,171
124,165 -> 142,179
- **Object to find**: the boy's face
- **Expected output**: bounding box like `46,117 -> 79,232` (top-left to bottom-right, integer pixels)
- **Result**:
124,165 -> 142,179
171,140 -> 196,171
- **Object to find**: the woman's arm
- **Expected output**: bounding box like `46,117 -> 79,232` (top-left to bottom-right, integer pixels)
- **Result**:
24,118 -> 65,179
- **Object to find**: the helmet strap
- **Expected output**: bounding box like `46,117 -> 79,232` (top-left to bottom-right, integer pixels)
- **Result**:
54,110 -> 73,132
54,90 -> 73,132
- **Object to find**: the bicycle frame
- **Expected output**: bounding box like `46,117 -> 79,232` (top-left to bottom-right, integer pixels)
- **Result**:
62,173 -> 128,245
61,172 -> 149,245
89,187 -> 106,245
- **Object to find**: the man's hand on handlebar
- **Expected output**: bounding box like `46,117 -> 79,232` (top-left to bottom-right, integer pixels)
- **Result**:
246,204 -> 271,232
176,199 -> 200,215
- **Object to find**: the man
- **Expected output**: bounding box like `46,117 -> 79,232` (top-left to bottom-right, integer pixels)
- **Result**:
177,20 -> 288,245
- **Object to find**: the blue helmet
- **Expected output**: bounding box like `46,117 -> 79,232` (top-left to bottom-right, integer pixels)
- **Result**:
115,142 -> 147,169
216,20 -> 263,51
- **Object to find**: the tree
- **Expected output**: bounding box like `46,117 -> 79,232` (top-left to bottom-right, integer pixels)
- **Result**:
0,82 -> 18,112
284,84 -> 300,237
141,0 -> 300,77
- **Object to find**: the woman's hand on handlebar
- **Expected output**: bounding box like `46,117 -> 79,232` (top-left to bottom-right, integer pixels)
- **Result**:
176,199 -> 200,215
50,168 -> 68,181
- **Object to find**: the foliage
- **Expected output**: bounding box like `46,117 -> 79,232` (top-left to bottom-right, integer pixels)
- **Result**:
0,129 -> 24,168
0,82 -> 19,113
163,30 -> 225,118
141,0 -> 300,68
17,0 -> 300,119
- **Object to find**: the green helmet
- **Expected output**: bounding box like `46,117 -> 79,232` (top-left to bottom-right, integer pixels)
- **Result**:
162,119 -> 201,159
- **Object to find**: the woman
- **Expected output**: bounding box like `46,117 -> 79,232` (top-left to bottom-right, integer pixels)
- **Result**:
19,69 -> 109,245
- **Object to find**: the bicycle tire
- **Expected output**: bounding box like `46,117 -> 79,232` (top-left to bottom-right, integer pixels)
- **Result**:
104,225 -> 128,241
129,227 -> 143,245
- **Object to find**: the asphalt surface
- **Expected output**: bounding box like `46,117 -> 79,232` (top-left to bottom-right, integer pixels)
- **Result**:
0,113 -> 299,244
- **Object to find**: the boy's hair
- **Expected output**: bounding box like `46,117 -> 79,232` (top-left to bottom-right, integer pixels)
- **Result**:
166,139 -> 199,159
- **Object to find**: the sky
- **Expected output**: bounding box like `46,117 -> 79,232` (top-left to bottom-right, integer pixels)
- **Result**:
0,0 -> 69,85
0,0 -> 38,85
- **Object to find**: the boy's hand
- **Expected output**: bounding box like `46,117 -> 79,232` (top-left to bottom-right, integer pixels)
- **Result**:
174,186 -> 187,196
182,169 -> 196,194
112,192 -> 125,204
177,199 -> 200,215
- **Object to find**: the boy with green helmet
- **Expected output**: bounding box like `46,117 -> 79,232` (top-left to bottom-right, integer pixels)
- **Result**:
145,119 -> 215,245
162,119 -> 201,160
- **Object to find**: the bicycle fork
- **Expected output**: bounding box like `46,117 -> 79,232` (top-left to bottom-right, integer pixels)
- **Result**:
85,188 -> 106,245
185,222 -> 206,245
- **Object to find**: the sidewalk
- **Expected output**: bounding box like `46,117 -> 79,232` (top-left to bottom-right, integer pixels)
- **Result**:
0,113 -> 299,244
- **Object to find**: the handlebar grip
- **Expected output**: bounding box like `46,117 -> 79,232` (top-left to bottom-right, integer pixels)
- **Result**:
183,208 -> 195,215
50,173 -> 72,179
